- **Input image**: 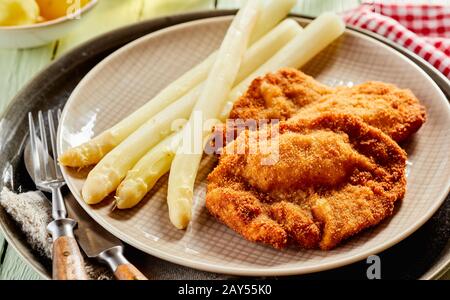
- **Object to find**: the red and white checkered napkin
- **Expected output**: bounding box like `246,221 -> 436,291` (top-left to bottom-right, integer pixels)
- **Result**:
342,2 -> 450,79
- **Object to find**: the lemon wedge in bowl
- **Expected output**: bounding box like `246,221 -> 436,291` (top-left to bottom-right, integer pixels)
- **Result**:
0,0 -> 97,48
0,0 -> 41,26
35,0 -> 90,21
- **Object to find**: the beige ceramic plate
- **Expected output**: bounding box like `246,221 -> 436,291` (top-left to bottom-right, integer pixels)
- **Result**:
57,16 -> 450,276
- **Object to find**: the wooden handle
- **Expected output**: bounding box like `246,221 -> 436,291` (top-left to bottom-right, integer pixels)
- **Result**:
52,236 -> 88,280
114,264 -> 148,280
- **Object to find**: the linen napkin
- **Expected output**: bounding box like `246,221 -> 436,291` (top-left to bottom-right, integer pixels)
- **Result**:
343,1 -> 450,79
0,187 -> 231,280
0,187 -> 113,280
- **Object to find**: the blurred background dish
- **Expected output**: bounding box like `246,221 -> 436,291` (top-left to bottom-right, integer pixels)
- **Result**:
57,16 -> 450,276
1,13 -> 449,279
0,0 -> 449,280
0,0 -> 97,48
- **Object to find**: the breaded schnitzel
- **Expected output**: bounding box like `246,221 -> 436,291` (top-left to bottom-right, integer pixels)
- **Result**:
206,114 -> 407,250
228,68 -> 426,143
230,68 -> 332,121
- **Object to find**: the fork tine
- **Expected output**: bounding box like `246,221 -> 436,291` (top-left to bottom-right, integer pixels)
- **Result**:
28,112 -> 42,182
48,110 -> 63,179
38,110 -> 53,180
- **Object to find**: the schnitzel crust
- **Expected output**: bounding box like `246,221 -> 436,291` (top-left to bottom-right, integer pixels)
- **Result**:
206,114 -> 407,250
229,68 -> 426,143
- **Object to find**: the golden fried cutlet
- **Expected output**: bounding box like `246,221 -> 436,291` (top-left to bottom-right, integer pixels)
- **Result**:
206,114 -> 407,250
230,68 -> 332,121
229,68 -> 426,143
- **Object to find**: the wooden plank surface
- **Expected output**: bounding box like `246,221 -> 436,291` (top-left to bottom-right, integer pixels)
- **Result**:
0,0 -> 213,281
442,271 -> 450,280
140,0 -> 214,18
0,236 -> 6,266
216,0 -> 361,15
0,248 -> 42,280
0,0 -> 449,280
56,0 -> 143,55
0,45 -> 55,113
0,45 -> 55,280
56,0 -> 214,55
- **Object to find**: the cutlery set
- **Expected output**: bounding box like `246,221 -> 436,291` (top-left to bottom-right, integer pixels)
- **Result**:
26,110 -> 147,280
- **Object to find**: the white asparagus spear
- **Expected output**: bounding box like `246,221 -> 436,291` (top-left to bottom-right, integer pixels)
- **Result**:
168,12 -> 345,229
59,0 -> 296,168
167,0 -> 262,229
59,58 -> 210,167
234,18 -> 300,84
250,0 -> 296,43
114,19 -> 302,210
222,12 -> 346,119
116,14 -> 342,212
82,87 -> 201,204
84,19 -> 302,205
115,132 -> 182,209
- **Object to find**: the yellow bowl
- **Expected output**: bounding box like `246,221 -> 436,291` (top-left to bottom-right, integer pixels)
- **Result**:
0,0 -> 98,49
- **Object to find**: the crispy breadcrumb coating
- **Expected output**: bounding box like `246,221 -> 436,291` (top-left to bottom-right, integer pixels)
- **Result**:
206,114 -> 407,250
229,68 -> 426,143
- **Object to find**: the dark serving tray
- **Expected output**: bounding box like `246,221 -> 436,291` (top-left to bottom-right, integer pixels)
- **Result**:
0,10 -> 449,280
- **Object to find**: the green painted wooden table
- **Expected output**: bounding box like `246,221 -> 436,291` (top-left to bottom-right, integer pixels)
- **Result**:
0,0 -> 448,280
